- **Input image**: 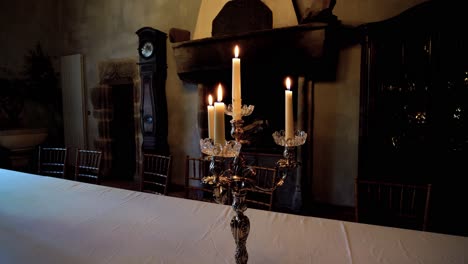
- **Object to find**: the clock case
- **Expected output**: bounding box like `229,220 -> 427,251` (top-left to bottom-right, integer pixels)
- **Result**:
136,27 -> 169,154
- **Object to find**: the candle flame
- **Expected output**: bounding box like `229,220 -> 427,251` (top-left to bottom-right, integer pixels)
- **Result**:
208,94 -> 213,105
234,45 -> 239,58
285,77 -> 292,90
217,84 -> 223,102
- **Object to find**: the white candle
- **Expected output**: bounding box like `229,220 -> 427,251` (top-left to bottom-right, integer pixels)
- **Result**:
207,94 -> 214,139
214,84 -> 226,145
232,45 -> 242,120
285,77 -> 294,140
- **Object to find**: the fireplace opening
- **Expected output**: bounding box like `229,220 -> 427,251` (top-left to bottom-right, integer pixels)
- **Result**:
92,59 -> 141,181
199,65 -> 297,154
109,82 -> 136,180
239,68 -> 294,153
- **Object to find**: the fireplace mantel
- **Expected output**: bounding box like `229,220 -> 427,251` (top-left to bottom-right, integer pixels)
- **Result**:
170,19 -> 354,213
171,22 -> 344,84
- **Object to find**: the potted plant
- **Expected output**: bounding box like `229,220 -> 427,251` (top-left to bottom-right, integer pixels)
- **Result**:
22,43 -> 63,145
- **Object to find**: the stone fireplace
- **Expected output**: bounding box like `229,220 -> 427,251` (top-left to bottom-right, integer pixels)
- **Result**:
169,0 -> 345,213
91,59 -> 142,181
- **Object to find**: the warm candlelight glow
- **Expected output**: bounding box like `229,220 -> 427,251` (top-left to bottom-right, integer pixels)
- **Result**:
285,77 -> 291,90
208,94 -> 213,105
285,76 -> 293,140
207,94 -> 214,139
217,84 -> 223,102
232,45 -> 241,120
214,84 -> 226,144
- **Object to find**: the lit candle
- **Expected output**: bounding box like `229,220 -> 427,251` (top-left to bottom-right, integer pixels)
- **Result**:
214,84 -> 226,145
285,77 -> 294,140
232,45 -> 242,120
207,94 -> 214,139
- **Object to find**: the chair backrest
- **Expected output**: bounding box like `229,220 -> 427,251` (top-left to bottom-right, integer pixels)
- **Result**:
245,165 -> 277,211
241,152 -> 283,167
184,155 -> 216,202
354,178 -> 432,231
38,146 -> 68,178
74,149 -> 102,184
141,153 -> 171,195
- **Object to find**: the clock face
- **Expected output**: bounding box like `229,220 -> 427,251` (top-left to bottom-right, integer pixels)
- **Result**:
140,41 -> 154,58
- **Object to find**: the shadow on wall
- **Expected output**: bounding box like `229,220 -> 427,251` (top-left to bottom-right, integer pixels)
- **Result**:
0,43 -> 63,146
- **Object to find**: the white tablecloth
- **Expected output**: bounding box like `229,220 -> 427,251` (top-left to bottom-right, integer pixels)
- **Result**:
1,169 -> 467,264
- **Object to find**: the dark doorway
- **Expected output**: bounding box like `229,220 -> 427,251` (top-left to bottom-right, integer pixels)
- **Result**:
110,83 -> 136,180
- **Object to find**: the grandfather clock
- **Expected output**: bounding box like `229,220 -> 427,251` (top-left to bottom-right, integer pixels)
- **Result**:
136,27 -> 169,154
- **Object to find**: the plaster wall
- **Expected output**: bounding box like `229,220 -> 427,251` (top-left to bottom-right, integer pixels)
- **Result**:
193,0 -> 297,39
59,0 -> 202,184
0,0 -> 60,75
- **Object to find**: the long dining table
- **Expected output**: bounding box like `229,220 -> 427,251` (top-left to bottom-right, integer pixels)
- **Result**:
1,168 -> 467,264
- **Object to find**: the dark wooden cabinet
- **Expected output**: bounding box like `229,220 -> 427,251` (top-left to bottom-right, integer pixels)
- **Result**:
358,1 -> 467,236
136,27 -> 169,154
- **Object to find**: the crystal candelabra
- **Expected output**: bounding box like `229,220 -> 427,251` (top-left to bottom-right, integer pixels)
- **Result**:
199,103 -> 307,264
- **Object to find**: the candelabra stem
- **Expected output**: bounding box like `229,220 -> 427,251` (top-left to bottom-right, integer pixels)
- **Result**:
231,119 -> 247,144
230,191 -> 249,264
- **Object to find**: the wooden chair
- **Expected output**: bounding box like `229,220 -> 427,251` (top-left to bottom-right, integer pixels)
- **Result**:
74,149 -> 102,184
245,165 -> 277,211
241,152 -> 282,167
185,155 -> 218,203
37,146 -> 68,178
354,178 -> 432,231
140,153 -> 172,195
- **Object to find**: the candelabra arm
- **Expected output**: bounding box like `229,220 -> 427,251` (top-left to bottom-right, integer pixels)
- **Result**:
202,156 -> 231,205
199,125 -> 307,264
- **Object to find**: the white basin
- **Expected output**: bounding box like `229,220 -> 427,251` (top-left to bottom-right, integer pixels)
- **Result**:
0,128 -> 48,150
